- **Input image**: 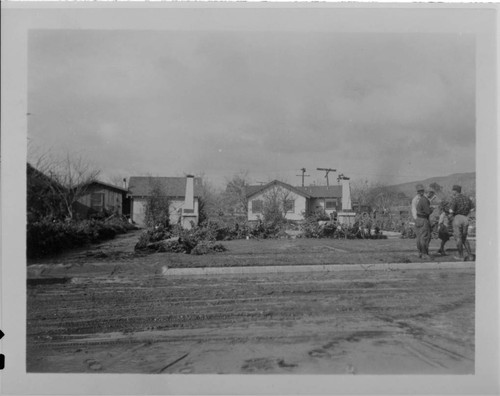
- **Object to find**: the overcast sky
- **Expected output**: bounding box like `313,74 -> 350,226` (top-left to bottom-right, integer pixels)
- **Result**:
28,30 -> 475,188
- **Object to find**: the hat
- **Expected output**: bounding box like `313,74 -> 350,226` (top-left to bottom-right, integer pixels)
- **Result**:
415,184 -> 425,192
452,185 -> 462,193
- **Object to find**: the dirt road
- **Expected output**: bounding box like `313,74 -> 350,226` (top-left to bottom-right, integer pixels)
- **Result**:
27,232 -> 475,374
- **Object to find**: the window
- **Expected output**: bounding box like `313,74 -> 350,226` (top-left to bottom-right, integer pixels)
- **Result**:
252,199 -> 263,213
325,199 -> 337,210
284,199 -> 295,213
90,193 -> 104,211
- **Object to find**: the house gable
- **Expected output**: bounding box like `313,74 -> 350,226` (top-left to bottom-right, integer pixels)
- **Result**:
246,180 -> 310,221
246,180 -> 311,200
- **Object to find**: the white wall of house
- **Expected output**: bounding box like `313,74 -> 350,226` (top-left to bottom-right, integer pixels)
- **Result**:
248,189 -> 307,221
131,197 -> 199,227
131,198 -> 146,226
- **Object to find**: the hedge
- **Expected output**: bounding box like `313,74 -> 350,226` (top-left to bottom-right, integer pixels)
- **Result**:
27,217 -> 134,259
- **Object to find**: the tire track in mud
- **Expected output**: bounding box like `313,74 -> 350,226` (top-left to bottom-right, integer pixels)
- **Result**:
28,273 -> 472,335
365,291 -> 475,368
27,268 -> 475,373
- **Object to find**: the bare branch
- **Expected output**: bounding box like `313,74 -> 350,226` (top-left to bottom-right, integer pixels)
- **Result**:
28,147 -> 101,220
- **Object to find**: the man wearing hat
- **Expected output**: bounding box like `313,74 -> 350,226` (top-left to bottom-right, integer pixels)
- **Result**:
448,185 -> 474,261
413,184 -> 433,259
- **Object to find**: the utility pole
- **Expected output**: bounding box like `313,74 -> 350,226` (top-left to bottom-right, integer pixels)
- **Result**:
296,168 -> 310,187
317,167 -> 336,186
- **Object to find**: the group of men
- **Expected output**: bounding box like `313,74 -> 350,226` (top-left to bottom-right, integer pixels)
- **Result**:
411,184 -> 474,261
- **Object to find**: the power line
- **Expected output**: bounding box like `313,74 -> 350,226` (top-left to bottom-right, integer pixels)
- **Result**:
316,167 -> 336,186
296,168 -> 310,187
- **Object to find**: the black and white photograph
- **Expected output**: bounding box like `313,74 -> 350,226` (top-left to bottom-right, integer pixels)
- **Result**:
1,3 -> 498,395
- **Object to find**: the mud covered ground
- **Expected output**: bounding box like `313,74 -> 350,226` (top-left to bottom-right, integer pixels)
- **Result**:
27,231 -> 475,374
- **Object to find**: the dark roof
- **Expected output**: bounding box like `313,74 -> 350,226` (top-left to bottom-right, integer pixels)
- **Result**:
246,180 -> 312,199
27,164 -> 127,194
296,185 -> 342,198
245,185 -> 263,197
88,181 -> 128,193
128,176 -> 203,198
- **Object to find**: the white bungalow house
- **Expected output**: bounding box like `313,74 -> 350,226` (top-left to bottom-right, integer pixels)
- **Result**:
128,175 -> 202,228
246,178 -> 353,222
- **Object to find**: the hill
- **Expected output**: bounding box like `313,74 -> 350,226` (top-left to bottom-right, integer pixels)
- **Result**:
387,172 -> 476,198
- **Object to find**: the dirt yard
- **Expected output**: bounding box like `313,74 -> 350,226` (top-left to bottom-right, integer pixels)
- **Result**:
27,231 -> 475,374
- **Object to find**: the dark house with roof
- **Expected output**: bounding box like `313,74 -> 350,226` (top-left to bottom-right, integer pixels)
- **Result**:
27,163 -> 129,220
75,181 -> 129,218
128,176 -> 203,228
246,179 -> 351,221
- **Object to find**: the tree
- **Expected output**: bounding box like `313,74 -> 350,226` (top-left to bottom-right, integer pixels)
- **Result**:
27,163 -> 65,221
30,151 -> 101,220
351,180 -> 373,208
144,179 -> 171,229
197,179 -> 224,223
351,180 -> 403,213
261,184 -> 293,225
372,190 -> 399,213
222,171 -> 250,216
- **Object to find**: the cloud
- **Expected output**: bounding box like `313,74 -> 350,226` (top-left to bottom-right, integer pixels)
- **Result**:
28,30 -> 475,186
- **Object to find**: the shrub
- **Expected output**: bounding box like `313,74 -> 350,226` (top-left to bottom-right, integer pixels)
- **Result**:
134,225 -> 171,251
300,216 -> 344,239
307,208 -> 331,222
300,215 -> 383,240
27,217 -> 132,259
401,223 -> 416,239
161,239 -> 186,253
232,221 -> 252,239
190,241 -> 227,255
245,220 -> 284,239
135,221 -> 231,255
300,218 -> 323,238
27,220 -> 70,258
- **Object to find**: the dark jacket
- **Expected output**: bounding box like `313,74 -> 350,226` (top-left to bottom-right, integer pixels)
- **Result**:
416,196 -> 432,219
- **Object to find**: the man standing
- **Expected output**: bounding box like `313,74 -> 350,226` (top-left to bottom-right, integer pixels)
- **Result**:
448,185 -> 474,261
414,184 -> 433,259
411,185 -> 422,221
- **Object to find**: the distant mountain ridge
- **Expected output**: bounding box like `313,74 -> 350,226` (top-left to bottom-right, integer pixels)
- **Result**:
387,172 -> 476,198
